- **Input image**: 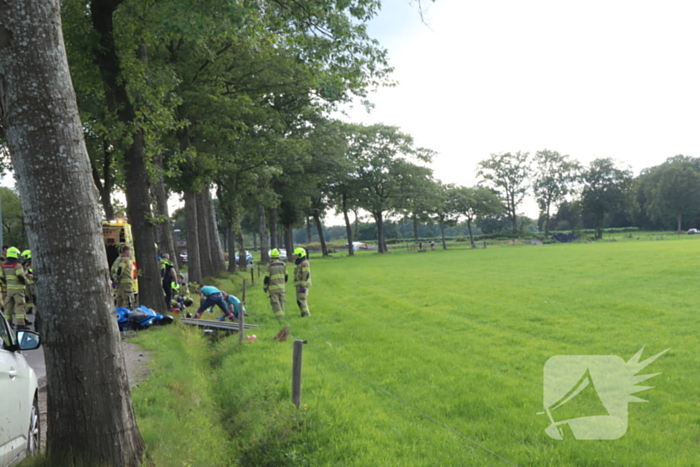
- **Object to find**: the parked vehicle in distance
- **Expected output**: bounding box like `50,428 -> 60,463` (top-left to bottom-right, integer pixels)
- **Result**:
180,251 -> 188,263
688,228 -> 699,235
268,248 -> 287,261
0,314 -> 41,466
235,250 -> 254,264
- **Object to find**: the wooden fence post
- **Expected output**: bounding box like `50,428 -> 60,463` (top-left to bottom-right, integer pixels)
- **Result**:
239,299 -> 245,343
250,267 -> 254,285
241,278 -> 247,304
292,339 -> 306,408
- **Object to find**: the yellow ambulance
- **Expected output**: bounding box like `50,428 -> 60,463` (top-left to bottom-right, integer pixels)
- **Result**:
102,219 -> 139,293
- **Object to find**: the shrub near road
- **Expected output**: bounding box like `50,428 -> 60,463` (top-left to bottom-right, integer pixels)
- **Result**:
133,238 -> 700,466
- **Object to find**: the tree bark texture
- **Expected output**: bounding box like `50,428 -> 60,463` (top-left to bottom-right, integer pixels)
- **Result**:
184,190 -> 202,283
91,139 -> 114,220
374,211 -> 386,253
312,211 -> 328,256
204,186 -> 225,272
258,202 -> 270,262
237,229 -> 247,269
342,195 -> 354,256
89,0 -> 165,312
152,152 -> 178,274
284,226 -> 293,261
226,221 -> 236,273
0,1 -> 145,464
467,219 -> 476,248
196,190 -> 214,278
269,207 -> 278,249
439,219 -> 447,250
412,213 -> 419,242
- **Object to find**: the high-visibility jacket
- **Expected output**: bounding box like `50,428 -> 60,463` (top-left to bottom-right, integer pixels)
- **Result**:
111,256 -> 134,285
1,260 -> 26,291
264,259 -> 287,294
294,258 -> 311,287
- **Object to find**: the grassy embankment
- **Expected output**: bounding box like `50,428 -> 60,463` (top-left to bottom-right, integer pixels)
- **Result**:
130,235 -> 700,466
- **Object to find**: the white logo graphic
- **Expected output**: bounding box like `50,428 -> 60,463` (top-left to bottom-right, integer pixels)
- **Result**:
542,347 -> 668,440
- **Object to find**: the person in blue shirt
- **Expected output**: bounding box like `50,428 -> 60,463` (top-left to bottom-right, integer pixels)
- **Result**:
193,286 -> 236,321
216,292 -> 247,321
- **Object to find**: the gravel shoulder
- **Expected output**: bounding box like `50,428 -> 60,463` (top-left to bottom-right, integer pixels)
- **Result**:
38,338 -> 152,450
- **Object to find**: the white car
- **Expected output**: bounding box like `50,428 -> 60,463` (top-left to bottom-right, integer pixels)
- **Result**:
0,316 -> 41,466
268,249 -> 287,261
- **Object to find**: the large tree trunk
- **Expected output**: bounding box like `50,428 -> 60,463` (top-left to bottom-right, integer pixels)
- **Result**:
342,194 -> 354,256
204,187 -> 225,272
0,2 -> 145,464
284,226 -> 293,261
439,218 -> 447,250
467,218 -> 476,248
269,207 -> 278,249
306,216 -> 312,243
237,229 -> 247,269
677,213 -> 682,234
90,0 -> 164,312
184,190 -> 202,283
196,190 -> 214,278
544,202 -> 552,236
91,139 -> 115,219
374,211 -> 386,253
152,152 -> 178,274
412,213 -> 419,242
312,211 -> 328,257
509,193 -> 518,234
258,202 -> 270,262
226,222 -> 236,273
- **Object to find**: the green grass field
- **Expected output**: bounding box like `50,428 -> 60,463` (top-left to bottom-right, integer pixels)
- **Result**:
132,236 -> 700,466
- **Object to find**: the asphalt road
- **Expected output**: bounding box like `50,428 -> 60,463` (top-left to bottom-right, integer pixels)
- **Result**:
23,345 -> 45,388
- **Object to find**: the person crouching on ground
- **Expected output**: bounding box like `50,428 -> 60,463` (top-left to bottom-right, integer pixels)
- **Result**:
193,285 -> 236,321
219,292 -> 247,321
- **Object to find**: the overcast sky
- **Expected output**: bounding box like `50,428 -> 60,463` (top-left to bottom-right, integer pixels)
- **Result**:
340,0 -> 700,217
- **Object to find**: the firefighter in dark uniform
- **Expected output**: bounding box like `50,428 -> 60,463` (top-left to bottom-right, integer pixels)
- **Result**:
293,247 -> 311,317
264,248 -> 287,320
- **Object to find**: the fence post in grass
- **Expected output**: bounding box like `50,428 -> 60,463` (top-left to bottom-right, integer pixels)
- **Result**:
250,266 -> 254,285
483,241 -> 486,249
239,300 -> 245,343
241,278 -> 247,305
292,339 -> 307,408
